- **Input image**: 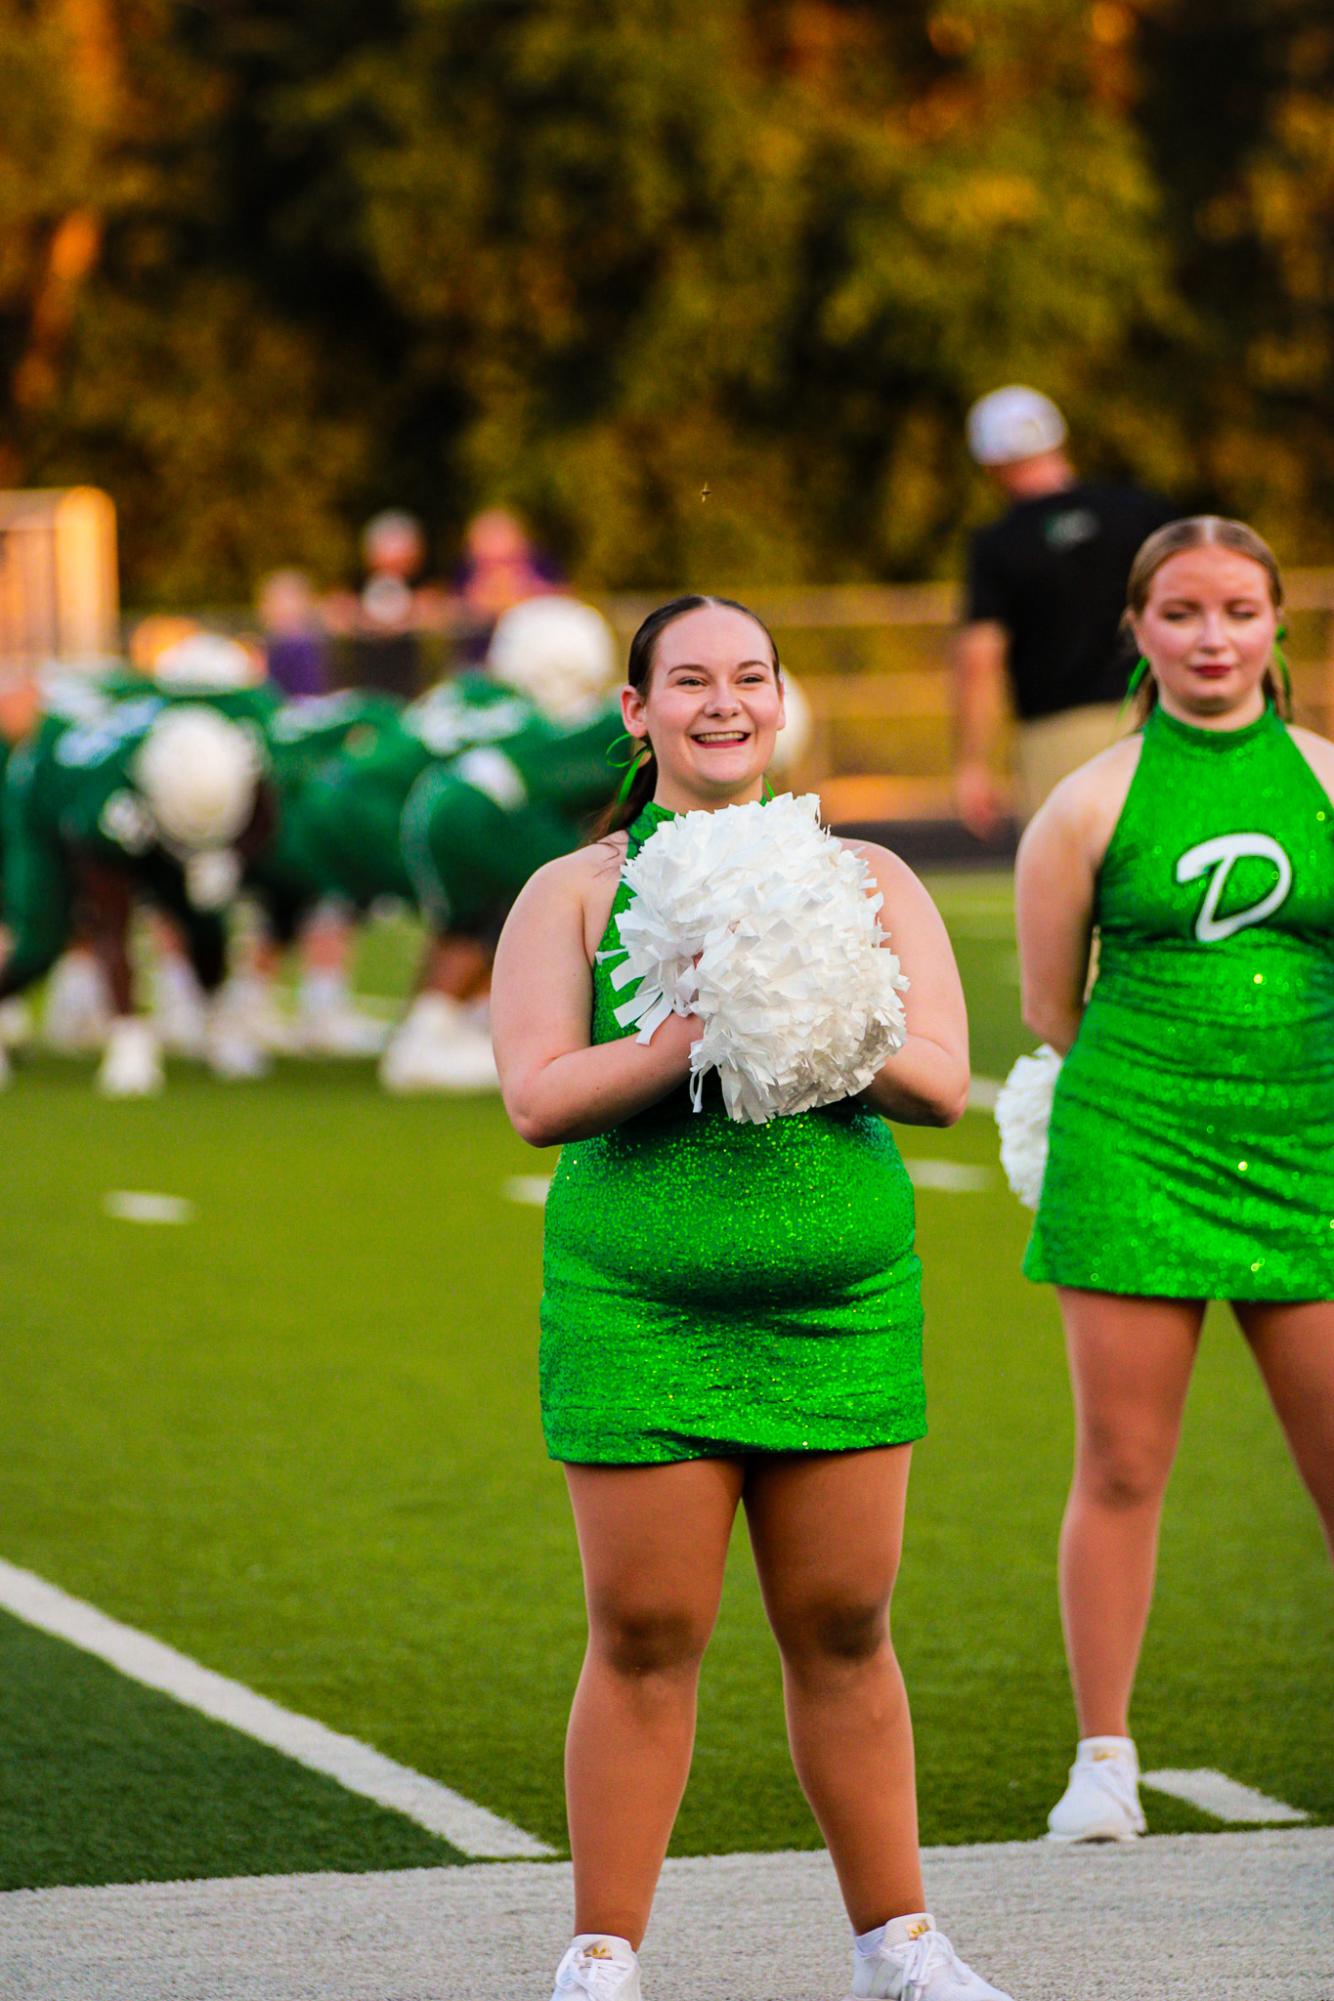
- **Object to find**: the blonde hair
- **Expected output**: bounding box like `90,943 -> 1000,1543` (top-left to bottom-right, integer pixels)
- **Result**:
1127,515 -> 1283,614
1126,515 -> 1287,717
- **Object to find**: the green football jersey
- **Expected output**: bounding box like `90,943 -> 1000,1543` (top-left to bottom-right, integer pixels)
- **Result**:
0,691 -> 270,994
444,700 -> 622,817
269,759 -> 416,909
252,694 -> 418,910
247,683 -> 620,925
264,690 -> 405,787
401,673 -> 537,761
252,677 -> 539,908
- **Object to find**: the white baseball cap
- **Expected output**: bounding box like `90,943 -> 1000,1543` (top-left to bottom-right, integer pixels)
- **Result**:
133,705 -> 263,850
966,385 -> 1068,466
487,596 -> 617,722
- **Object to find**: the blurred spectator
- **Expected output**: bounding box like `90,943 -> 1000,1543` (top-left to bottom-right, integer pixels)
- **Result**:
257,569 -> 329,699
953,386 -> 1176,839
324,510 -> 447,697
449,506 -> 565,661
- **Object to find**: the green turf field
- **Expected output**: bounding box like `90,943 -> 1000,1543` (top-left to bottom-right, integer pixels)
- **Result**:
0,877 -> 1329,1892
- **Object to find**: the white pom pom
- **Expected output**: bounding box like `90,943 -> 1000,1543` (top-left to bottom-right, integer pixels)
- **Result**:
994,1044 -> 1063,1208
605,793 -> 909,1124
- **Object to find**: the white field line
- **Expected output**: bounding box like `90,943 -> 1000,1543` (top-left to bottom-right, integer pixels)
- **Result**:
906,1160 -> 993,1192
1142,1767 -> 1309,1825
103,1191 -> 195,1225
967,1075 -> 1001,1111
0,1558 -> 553,1861
504,1174 -> 553,1207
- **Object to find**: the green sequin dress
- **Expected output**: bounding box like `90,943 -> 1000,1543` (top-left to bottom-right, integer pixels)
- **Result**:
1026,703 -> 1334,1299
540,802 -> 925,1464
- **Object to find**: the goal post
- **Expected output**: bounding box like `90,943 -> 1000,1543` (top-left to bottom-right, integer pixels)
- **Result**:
0,487 -> 119,667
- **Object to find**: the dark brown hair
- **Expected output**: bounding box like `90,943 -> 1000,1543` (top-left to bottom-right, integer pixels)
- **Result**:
1126,515 -> 1287,718
594,594 -> 781,837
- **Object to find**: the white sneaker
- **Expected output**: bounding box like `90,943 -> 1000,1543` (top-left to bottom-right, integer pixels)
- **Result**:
378,992 -> 499,1094
152,956 -> 209,1057
549,1933 -> 641,1999
298,1001 -> 389,1057
97,1018 -> 165,1097
0,998 -> 32,1049
1046,1735 -> 1145,1843
209,974 -> 299,1056
850,1916 -> 1012,2000
204,1000 -> 271,1080
44,950 -> 113,1052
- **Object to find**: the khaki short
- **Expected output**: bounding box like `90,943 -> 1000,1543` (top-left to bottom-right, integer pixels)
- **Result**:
1014,702 -> 1128,819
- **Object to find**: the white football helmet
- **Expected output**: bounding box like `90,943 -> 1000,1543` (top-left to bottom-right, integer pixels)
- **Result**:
153,633 -> 258,690
770,667 -> 813,776
486,596 -> 617,722
133,705 -> 263,851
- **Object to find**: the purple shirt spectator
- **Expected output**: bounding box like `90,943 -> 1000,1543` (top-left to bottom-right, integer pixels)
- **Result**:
257,570 -> 330,699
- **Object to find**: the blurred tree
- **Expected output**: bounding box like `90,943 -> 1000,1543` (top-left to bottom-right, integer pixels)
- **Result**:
1,0 -> 1329,599
10,0 -> 381,598
0,0 -> 115,478
271,0 -> 1174,583
1134,0 -> 1334,555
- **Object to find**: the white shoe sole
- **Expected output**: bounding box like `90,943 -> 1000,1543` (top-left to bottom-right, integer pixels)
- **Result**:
97,1063 -> 165,1098
1046,1752 -> 1146,1845
1046,1800 -> 1145,1843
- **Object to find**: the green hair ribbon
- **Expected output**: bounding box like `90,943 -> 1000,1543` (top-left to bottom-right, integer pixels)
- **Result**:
1119,655 -> 1151,719
1274,623 -> 1292,709
606,731 -> 652,808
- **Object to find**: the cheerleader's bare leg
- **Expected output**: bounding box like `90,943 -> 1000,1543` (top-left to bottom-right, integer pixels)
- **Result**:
744,1444 -> 922,1932
1234,1297 -> 1334,1561
1057,1289 -> 1205,1737
562,1457 -> 744,1949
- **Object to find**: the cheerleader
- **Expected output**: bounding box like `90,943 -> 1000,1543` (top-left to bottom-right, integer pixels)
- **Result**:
1014,517 -> 1334,1841
493,597 -> 1012,2000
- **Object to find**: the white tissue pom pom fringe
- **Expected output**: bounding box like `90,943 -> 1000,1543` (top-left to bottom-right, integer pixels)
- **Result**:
604,792 -> 909,1125
995,1044 -> 1063,1208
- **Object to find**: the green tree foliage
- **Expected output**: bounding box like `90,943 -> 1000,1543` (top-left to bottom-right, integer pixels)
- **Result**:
1,0 -> 1329,600
1134,0 -> 1334,552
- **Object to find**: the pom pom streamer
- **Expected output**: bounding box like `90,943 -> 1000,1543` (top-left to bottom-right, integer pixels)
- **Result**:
604,793 -> 909,1125
994,1044 -> 1063,1208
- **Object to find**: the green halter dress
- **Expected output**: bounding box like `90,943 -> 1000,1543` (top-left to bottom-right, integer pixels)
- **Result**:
1026,703 -> 1334,1299
539,801 -> 925,1464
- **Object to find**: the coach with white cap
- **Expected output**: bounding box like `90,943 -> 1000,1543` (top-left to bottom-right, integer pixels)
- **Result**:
953,386 -> 1175,838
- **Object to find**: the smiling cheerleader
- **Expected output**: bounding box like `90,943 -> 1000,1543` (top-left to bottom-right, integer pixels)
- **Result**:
492,597 -> 1012,2001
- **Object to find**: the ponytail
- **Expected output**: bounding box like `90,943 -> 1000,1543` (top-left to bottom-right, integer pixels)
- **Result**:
592,739 -> 658,841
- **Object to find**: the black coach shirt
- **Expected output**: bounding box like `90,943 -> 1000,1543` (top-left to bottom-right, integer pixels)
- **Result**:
964,483 -> 1176,721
